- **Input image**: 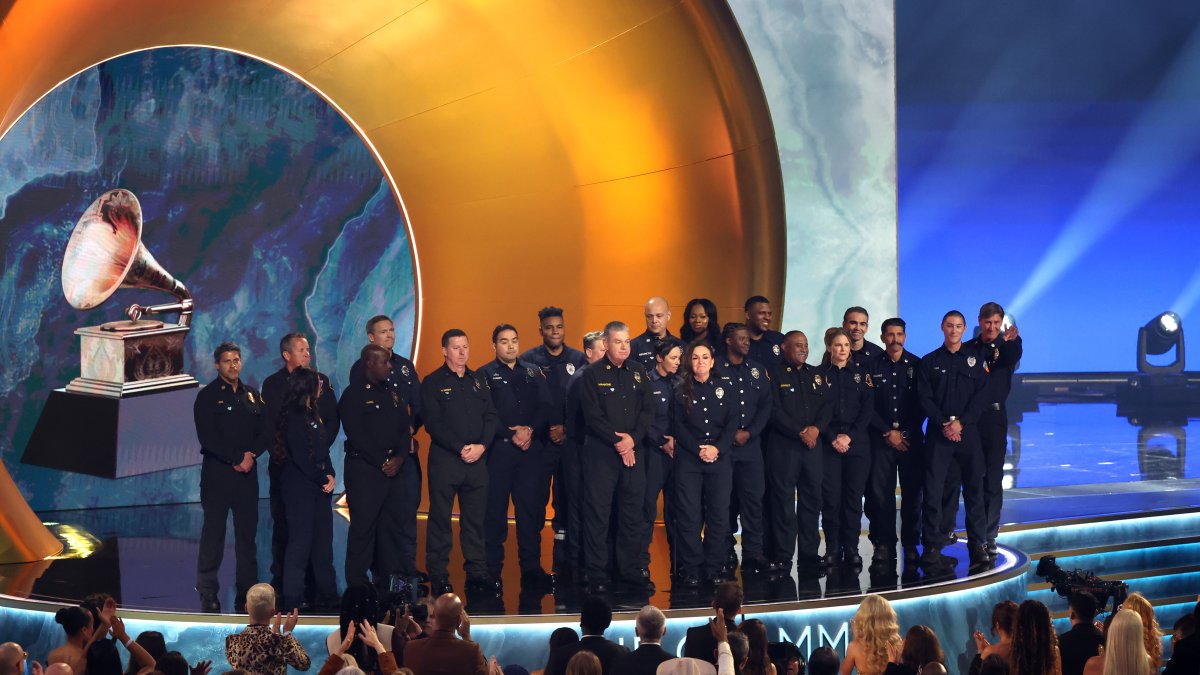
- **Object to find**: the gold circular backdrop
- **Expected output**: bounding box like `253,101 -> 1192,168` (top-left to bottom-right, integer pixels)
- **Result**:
0,0 -> 784,366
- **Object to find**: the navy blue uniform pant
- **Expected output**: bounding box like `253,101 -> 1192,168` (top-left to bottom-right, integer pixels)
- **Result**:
197,457 -> 259,597
924,427 -> 986,549
485,440 -> 550,574
765,439 -> 824,564
865,431 -> 925,549
581,439 -> 645,583
344,455 -> 422,587
725,440 -> 767,561
672,458 -> 732,578
641,447 -> 676,570
280,464 -> 337,609
821,445 -> 870,555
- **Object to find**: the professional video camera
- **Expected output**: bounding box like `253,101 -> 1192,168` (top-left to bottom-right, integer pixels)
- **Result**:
1035,556 -> 1128,612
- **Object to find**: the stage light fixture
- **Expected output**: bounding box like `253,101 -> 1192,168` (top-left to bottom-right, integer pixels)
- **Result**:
1137,311 -> 1185,374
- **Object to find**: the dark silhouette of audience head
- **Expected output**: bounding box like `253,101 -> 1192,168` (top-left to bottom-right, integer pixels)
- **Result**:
579,596 -> 612,636
808,646 -> 840,675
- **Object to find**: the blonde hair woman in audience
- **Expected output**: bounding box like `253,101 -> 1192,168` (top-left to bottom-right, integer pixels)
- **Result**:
1121,593 -> 1162,671
1082,609 -> 1149,675
842,595 -> 903,675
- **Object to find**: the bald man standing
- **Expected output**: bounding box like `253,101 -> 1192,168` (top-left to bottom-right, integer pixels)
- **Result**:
631,297 -> 675,368
402,594 -> 488,675
1,643 -> 39,675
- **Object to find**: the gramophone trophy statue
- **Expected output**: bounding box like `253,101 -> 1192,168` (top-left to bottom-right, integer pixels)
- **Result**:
61,189 -> 198,396
22,189 -> 203,478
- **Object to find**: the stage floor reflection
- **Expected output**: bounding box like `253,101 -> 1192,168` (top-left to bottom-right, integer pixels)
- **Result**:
5,500 -> 1015,616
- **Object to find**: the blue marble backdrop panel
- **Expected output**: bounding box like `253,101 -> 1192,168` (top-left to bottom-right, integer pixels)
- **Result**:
0,47 -> 416,511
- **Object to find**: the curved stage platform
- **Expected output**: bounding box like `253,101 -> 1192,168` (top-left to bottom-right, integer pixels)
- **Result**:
4,484 -> 1200,673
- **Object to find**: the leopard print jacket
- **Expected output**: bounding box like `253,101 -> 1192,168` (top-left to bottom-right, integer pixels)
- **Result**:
226,625 -> 311,675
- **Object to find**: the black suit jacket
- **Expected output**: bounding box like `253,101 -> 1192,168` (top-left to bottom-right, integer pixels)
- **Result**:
1164,633 -> 1200,675
1058,623 -> 1104,675
544,635 -> 629,675
613,643 -> 674,675
682,621 -> 739,671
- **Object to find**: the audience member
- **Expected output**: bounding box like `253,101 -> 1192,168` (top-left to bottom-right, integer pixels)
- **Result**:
842,594 -> 902,675
402,593 -> 487,675
325,584 -> 395,674
978,655 -> 1008,675
152,652 -> 205,675
767,643 -> 802,675
531,629 -> 578,675
808,647 -> 841,675
683,582 -> 743,667
1120,593 -> 1161,672
44,665 -> 72,675
124,634 -> 165,675
1,643 -> 40,675
225,583 -> 310,675
49,607 -> 100,675
1164,600 -> 1200,675
727,634 -> 750,675
613,606 -> 672,675
1057,593 -> 1102,675
1082,609 -> 1147,675
739,620 -> 775,675
320,622 -> 397,675
544,596 -> 628,675
885,625 -> 945,675
971,601 -> 1018,675
656,659 -> 717,675
1011,601 -> 1059,675
1172,613 -> 1195,650
84,617 -> 155,675
565,652 -> 601,675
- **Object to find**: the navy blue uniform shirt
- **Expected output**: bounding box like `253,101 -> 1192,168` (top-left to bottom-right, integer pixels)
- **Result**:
339,379 -> 413,467
964,334 -> 1022,407
194,377 -> 268,464
420,364 -> 499,458
850,339 -> 884,369
867,350 -> 925,434
283,406 -> 338,484
521,344 -> 587,426
578,355 -> 656,447
767,362 -> 831,442
748,330 -> 785,368
716,356 -> 772,442
350,351 -> 422,430
673,375 -> 739,462
917,344 -> 990,427
819,361 -> 873,450
630,330 -> 676,368
645,367 -> 677,449
478,358 -> 554,443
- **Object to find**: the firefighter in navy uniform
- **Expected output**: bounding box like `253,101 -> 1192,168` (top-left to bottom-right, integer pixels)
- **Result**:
578,321 -> 655,593
717,323 -> 777,575
339,344 -> 421,588
261,332 -> 339,598
480,324 -> 556,588
347,314 -> 422,422
274,366 -> 340,612
765,331 -> 831,573
420,329 -> 500,596
520,306 -> 588,572
641,338 -> 682,584
960,302 -> 1021,557
864,318 -> 926,565
843,306 -> 884,368
918,310 -> 992,567
818,329 -> 874,567
672,341 -> 740,586
744,295 -> 786,368
194,342 -> 267,613
561,331 -> 607,576
631,296 -> 676,367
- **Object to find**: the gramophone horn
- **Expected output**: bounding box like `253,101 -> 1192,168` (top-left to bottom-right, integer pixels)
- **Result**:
61,189 -> 190,310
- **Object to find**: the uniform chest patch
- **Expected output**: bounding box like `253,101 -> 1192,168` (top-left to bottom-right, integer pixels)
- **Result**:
854,373 -> 861,384
634,372 -> 642,383
751,367 -> 760,379
814,374 -> 822,386
967,356 -> 977,367
400,364 -> 410,377
772,344 -> 781,355
527,367 -> 538,378
907,367 -> 914,378
715,387 -> 725,399
247,391 -> 255,404
566,363 -> 575,375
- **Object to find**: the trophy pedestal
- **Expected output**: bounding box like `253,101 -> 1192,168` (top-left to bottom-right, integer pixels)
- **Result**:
22,387 -> 201,478
67,323 -> 198,397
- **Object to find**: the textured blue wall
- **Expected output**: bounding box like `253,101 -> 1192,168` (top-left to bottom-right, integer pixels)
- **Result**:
0,47 -> 416,510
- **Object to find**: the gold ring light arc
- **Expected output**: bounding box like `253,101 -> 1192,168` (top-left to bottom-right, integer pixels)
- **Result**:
0,0 -> 785,541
